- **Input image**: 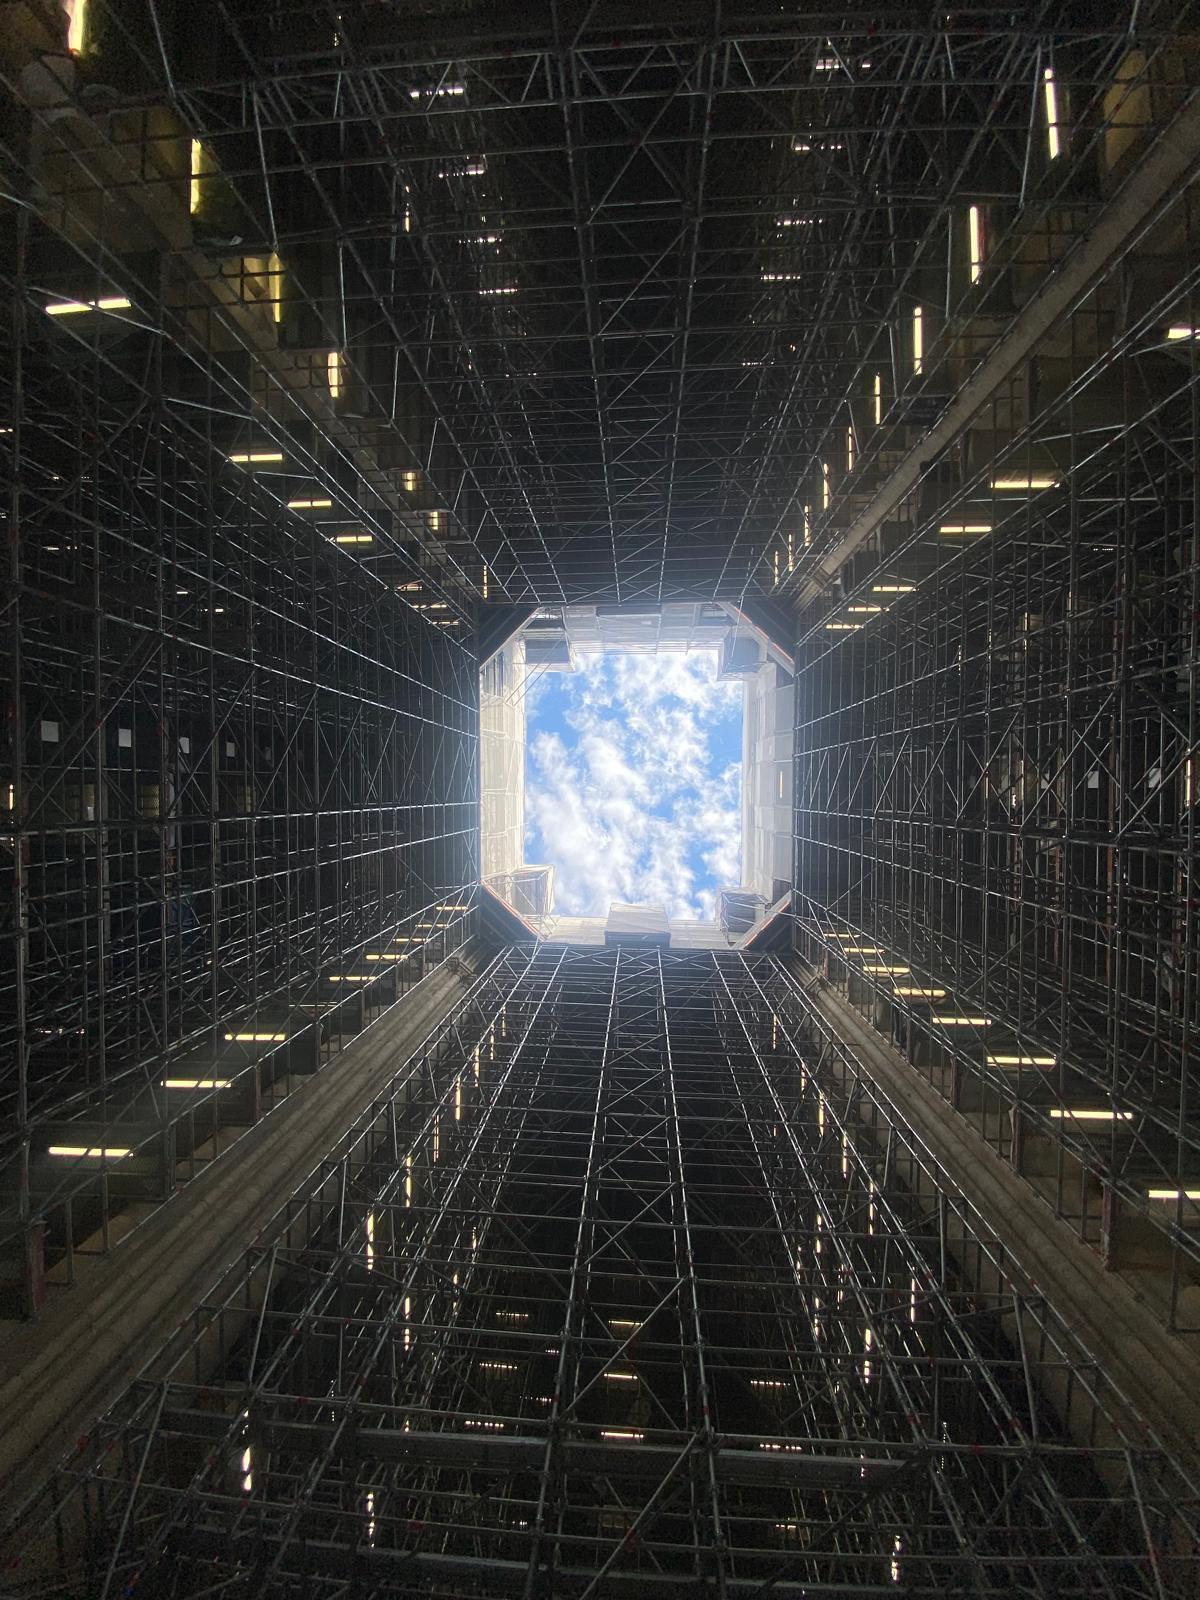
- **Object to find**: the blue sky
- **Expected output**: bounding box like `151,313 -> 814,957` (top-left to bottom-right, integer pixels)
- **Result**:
525,651 -> 742,922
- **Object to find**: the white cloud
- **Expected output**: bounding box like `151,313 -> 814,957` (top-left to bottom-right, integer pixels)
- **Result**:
525,651 -> 742,922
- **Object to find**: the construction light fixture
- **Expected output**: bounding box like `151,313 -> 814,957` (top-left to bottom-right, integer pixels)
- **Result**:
164,1078 -> 232,1089
601,1430 -> 643,1441
864,964 -> 909,974
609,1317 -> 642,1331
1166,326 -> 1200,341
224,1031 -> 287,1041
1148,1188 -> 1200,1200
1049,1108 -> 1133,1121
604,1372 -> 639,1383
365,1212 -> 375,1271
825,622 -> 861,631
750,1378 -> 786,1389
840,946 -> 883,954
287,498 -> 333,510
777,215 -> 812,227
912,305 -> 923,373
190,139 -> 204,214
762,272 -> 801,283
847,604 -> 885,614
402,470 -> 419,494
803,504 -> 812,546
846,423 -> 856,472
329,974 -> 369,983
479,285 -> 518,296
409,82 -> 465,98
931,1016 -> 991,1027
873,371 -> 882,425
326,350 -> 343,398
940,522 -> 991,534
822,460 -> 831,509
65,0 -> 86,53
333,532 -> 373,545
48,1144 -> 131,1158
873,583 -> 916,593
482,564 -> 490,598
968,205 -> 984,283
46,296 -> 131,316
892,986 -> 946,998
987,1053 -> 1055,1067
228,451 -> 283,465
991,474 -> 1058,491
437,160 -> 486,178
1043,65 -> 1062,160
365,953 -> 407,962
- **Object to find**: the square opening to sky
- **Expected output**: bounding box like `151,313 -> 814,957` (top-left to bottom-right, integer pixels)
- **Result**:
524,651 -> 742,923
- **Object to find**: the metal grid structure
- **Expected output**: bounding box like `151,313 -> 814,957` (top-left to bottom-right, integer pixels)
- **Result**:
12,1 -> 1159,607
6,945 -> 1197,1597
0,75 -> 480,1312
788,24 -> 1200,1331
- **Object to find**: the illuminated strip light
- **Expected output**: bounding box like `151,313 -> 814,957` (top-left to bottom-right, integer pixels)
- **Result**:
892,987 -> 946,998
762,272 -> 802,283
190,139 -> 204,214
329,975 -> 370,983
228,452 -> 283,465
792,139 -> 843,153
66,0 -> 86,53
601,1430 -> 643,1441
365,953 -> 407,962
777,215 -> 813,227
439,903 -> 472,911
825,622 -> 861,631
863,964 -> 909,974
46,296 -> 131,316
479,285 -> 518,296
464,1418 -> 505,1429
750,1378 -> 786,1389
873,371 -> 882,425
968,205 -> 984,283
366,1211 -> 375,1271
334,533 -> 373,544
912,305 -> 923,373
327,351 -> 343,398
288,498 -> 333,510
495,1310 -> 529,1321
478,1361 -> 517,1372
609,1318 -> 642,1331
438,161 -> 486,178
821,460 -> 831,509
846,423 -> 856,472
164,1078 -> 232,1089
991,475 -> 1058,491
1049,1109 -> 1133,1122
1148,1188 -> 1200,1200
839,946 -> 882,954
940,522 -> 991,535
1166,326 -> 1200,341
847,604 -> 885,614
48,1145 -> 131,1158
1044,66 -> 1062,161
931,1016 -> 991,1027
409,82 -> 465,98
873,584 -> 915,593
402,471 -> 420,494
987,1054 -> 1055,1067
224,1032 -> 286,1041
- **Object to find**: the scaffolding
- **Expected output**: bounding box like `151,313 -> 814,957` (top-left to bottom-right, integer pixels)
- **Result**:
0,87 -> 480,1314
789,23 -> 1200,1333
5,946 -> 1196,1595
